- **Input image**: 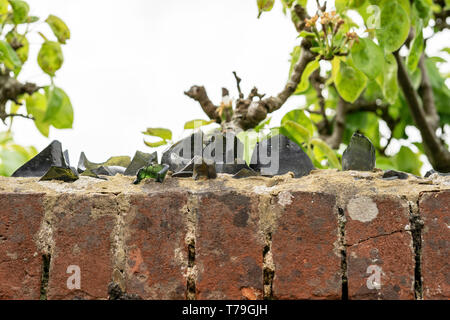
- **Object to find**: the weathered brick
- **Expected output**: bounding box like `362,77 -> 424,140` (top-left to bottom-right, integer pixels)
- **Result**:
125,192 -> 188,299
47,194 -> 116,300
195,192 -> 264,300
420,191 -> 450,300
0,193 -> 45,300
345,195 -> 415,300
345,195 -> 411,245
347,232 -> 415,300
272,192 -> 341,300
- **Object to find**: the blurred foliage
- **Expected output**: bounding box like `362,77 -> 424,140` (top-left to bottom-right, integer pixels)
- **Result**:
0,0 -> 72,176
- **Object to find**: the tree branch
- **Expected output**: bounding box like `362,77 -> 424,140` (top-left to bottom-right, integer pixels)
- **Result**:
0,72 -> 40,122
418,54 -> 440,132
184,85 -> 221,123
324,97 -> 346,149
394,51 -> 450,172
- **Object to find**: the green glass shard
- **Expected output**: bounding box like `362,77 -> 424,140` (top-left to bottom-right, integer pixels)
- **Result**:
133,164 -> 169,184
40,166 -> 79,182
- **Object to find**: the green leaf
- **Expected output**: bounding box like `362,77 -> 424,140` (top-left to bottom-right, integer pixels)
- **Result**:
237,130 -> 259,165
295,59 -> 320,94
377,53 -> 399,104
38,41 -> 64,76
142,128 -> 172,141
289,46 -> 301,77
281,120 -> 310,146
184,119 -> 215,130
348,0 -> 366,8
0,40 -> 22,71
281,109 -> 314,137
0,131 -> 37,176
351,38 -> 384,79
254,117 -> 271,132
43,86 -> 73,129
406,20 -> 424,71
0,0 -> 8,15
45,15 -> 70,44
8,0 -> 29,24
310,138 -> 341,169
6,31 -> 29,63
376,1 -> 410,53
376,155 -> 394,171
257,0 -> 275,17
335,61 -> 368,103
144,140 -> 168,148
393,146 -> 423,175
26,92 -> 50,137
413,0 -> 432,20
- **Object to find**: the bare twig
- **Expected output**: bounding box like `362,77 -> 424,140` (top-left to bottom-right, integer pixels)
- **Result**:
232,71 -> 244,99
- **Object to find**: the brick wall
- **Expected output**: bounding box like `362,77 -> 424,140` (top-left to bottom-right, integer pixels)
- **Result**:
0,170 -> 448,300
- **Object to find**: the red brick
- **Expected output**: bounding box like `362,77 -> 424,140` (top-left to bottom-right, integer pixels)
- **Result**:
347,232 -> 415,300
195,192 -> 264,300
0,193 -> 45,300
272,192 -> 341,300
47,194 -> 116,300
125,192 -> 188,299
345,195 -> 411,246
420,191 -> 450,300
345,195 -> 415,300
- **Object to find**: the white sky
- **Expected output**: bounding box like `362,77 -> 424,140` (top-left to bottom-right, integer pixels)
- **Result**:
10,0 -> 450,172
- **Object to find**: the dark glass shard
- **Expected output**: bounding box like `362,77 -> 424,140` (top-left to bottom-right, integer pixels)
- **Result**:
171,157 -> 195,178
124,151 -> 157,176
342,132 -> 376,171
12,140 -> 68,177
203,132 -> 246,174
133,164 -> 169,184
161,132 -> 204,172
424,170 -> 450,178
382,170 -> 409,180
250,134 -> 315,178
40,166 -> 79,182
171,171 -> 193,178
193,156 -> 217,180
63,150 -> 70,166
232,167 -> 259,179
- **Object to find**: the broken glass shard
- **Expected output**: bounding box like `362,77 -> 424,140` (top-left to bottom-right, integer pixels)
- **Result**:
133,164 -> 169,184
232,167 -> 259,179
40,166 -> 79,182
424,170 -> 450,178
250,134 -> 315,178
124,151 -> 157,176
161,131 -> 204,172
77,152 -> 131,175
382,170 -> 409,180
203,132 -> 246,174
342,132 -> 376,171
172,157 -> 195,178
12,140 -> 68,177
193,156 -> 217,180
92,166 -> 126,176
